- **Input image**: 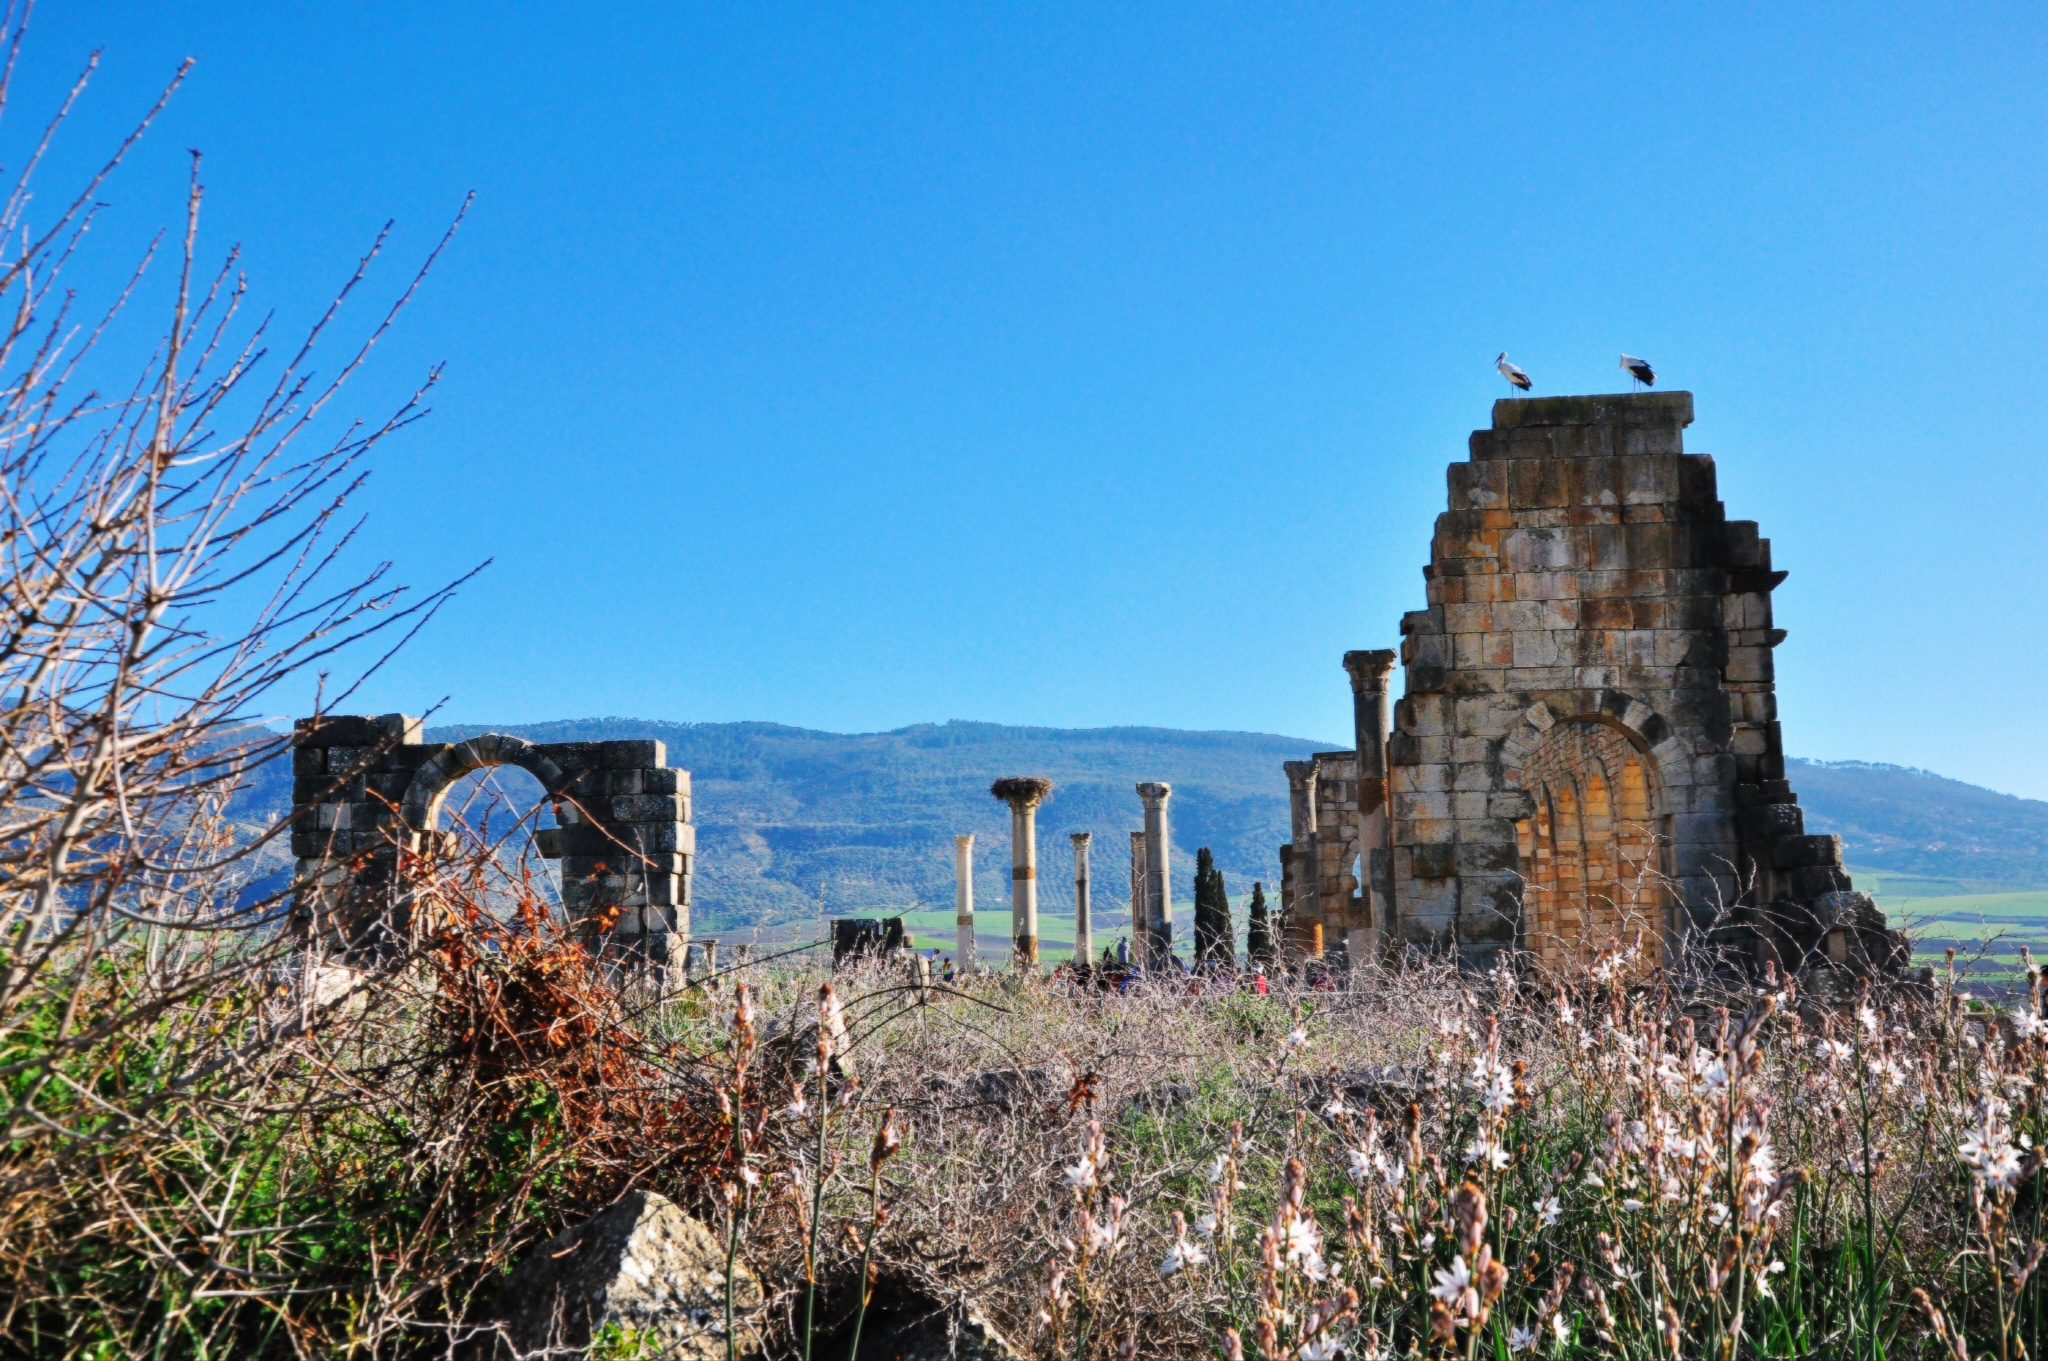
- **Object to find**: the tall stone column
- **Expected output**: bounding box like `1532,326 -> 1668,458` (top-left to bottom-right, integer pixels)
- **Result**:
954,833 -> 976,971
1130,830 -> 1148,963
1136,782 -> 1174,969
1343,648 -> 1398,968
991,778 -> 1053,970
1071,831 -> 1093,968
1283,760 -> 1323,959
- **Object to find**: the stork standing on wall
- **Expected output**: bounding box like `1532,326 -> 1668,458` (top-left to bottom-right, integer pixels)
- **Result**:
1621,354 -> 1656,389
1496,352 -> 1532,392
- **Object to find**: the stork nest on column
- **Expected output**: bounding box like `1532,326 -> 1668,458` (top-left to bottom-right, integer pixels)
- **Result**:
989,776 -> 1054,809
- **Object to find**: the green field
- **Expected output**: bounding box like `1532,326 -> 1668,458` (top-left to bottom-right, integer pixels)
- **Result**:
1883,888 -> 2048,977
710,893 -> 1279,966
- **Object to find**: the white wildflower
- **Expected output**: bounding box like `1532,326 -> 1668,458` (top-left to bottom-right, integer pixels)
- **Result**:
1082,1203 -> 1124,1256
1536,1196 -> 1562,1226
1281,1210 -> 1329,1280
1430,1256 -> 1474,1306
1696,1056 -> 1730,1093
1465,1131 -> 1511,1170
1508,1326 -> 1538,1354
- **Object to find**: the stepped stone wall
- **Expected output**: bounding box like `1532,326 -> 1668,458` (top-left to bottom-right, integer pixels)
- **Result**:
289,714 -> 694,968
1281,392 -> 1906,978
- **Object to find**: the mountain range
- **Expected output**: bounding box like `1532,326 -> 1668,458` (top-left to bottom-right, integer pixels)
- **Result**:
377,719 -> 2048,931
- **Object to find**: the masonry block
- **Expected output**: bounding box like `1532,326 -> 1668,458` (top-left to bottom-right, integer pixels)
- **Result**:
1771,834 -> 1842,871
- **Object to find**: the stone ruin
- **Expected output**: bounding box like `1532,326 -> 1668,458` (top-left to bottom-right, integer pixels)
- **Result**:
1280,391 -> 1908,980
289,714 -> 694,970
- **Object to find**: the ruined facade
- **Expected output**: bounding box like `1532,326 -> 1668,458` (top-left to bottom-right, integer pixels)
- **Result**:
291,714 -> 694,967
1281,392 -> 1904,977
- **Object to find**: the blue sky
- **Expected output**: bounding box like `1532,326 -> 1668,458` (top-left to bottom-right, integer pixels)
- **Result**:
26,3 -> 2048,794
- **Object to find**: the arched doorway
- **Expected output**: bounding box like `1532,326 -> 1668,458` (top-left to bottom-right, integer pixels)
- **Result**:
1513,719 -> 1664,968
432,761 -> 563,902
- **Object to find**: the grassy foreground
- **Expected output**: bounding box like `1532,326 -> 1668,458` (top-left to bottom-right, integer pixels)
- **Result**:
20,842 -> 2048,1361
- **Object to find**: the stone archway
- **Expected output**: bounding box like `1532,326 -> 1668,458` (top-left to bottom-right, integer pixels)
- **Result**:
288,714 -> 694,968
400,733 -> 571,835
1509,714 -> 1665,969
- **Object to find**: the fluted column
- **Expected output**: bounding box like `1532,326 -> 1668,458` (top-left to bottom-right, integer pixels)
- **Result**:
1136,782 -> 1173,969
1343,648 -> 1398,968
1071,831 -> 1092,969
954,833 -> 976,971
991,777 -> 1053,970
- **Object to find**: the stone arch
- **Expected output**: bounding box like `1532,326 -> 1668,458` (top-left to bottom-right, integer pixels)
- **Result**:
289,714 -> 695,971
401,733 -> 571,836
1500,697 -> 1668,969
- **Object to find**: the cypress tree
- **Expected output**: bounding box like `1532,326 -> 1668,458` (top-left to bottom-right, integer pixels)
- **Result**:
1193,847 -> 1235,968
1247,881 -> 1273,964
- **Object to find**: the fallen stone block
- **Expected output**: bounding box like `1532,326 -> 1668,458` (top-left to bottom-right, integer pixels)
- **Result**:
490,1190 -> 759,1360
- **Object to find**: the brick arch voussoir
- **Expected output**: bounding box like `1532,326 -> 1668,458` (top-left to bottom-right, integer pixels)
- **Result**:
401,733 -> 570,831
1497,691 -> 1670,792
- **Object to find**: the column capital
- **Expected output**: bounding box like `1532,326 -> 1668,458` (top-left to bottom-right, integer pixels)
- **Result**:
1135,781 -> 1172,806
1070,830 -> 1092,847
1283,759 -> 1319,791
955,833 -> 974,850
1343,648 -> 1399,690
990,776 -> 1053,811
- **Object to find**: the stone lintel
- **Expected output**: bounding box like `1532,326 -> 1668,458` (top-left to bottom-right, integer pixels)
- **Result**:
1491,391 -> 1694,431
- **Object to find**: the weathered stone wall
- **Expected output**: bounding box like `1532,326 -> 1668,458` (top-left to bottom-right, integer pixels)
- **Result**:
1283,392 -> 1904,977
291,714 -> 694,967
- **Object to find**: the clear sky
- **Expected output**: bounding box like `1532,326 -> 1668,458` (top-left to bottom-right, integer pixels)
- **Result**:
26,4 -> 2048,794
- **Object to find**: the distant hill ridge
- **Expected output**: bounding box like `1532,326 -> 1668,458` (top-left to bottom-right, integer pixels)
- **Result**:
415,718 -> 2048,928
1780,757 -> 2048,894
430,718 -> 1322,929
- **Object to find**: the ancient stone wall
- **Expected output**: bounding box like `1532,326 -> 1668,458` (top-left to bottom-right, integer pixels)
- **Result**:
290,714 -> 694,967
1282,392 -> 1905,977
1278,752 -> 1363,961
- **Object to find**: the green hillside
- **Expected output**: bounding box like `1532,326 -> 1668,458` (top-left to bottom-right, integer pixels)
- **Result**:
1788,757 -> 2048,894
430,719 -> 1328,933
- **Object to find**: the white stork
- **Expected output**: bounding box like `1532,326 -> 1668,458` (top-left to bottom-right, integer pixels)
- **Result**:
1621,353 -> 1656,388
1496,352 -> 1532,392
